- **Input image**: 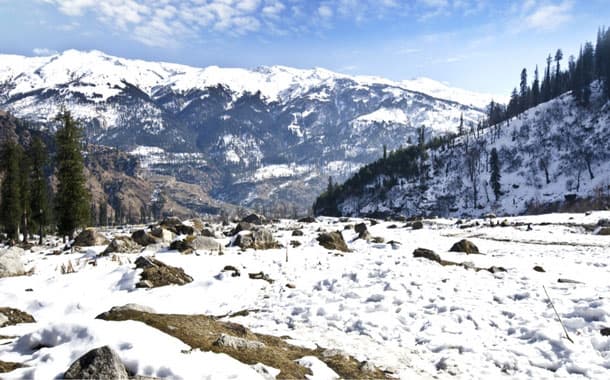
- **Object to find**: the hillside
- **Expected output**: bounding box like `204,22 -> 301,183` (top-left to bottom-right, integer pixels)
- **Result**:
0,50 -> 493,212
315,84 -> 610,218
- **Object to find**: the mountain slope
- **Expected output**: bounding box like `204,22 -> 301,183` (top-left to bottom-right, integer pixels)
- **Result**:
0,50 -> 493,212
315,84 -> 610,218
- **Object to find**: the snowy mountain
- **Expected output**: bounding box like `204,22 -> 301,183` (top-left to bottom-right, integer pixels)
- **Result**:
316,83 -> 610,218
0,49 -> 492,212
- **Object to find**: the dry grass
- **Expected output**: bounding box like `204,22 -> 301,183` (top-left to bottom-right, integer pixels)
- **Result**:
97,308 -> 390,379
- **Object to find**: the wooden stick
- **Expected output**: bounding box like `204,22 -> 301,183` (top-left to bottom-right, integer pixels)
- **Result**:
543,285 -> 574,343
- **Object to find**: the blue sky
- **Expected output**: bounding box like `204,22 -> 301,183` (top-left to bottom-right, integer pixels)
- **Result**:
0,0 -> 608,97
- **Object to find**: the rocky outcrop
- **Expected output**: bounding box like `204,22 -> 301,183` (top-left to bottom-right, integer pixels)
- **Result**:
73,229 -> 109,247
242,214 -> 265,225
0,307 -> 35,327
64,346 -> 130,379
317,231 -> 349,252
134,256 -> 193,288
101,236 -> 141,255
449,239 -> 480,254
233,229 -> 280,250
0,247 -> 25,278
413,248 -> 441,263
131,230 -> 161,246
170,236 -> 222,253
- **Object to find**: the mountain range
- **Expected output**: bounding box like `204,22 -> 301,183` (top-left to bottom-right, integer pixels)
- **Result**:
0,49 -> 499,214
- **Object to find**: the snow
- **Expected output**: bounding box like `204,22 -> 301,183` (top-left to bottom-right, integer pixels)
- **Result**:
1,212 -> 609,378
356,107 -> 410,124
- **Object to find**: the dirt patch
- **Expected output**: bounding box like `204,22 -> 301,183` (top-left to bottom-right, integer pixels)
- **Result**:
96,308 -> 389,379
0,360 -> 25,373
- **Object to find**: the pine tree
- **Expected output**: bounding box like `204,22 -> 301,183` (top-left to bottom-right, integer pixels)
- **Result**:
519,68 -> 529,112
55,110 -> 90,240
383,144 -> 387,160
531,65 -> 540,106
542,54 -> 552,102
553,49 -> 563,96
19,152 -> 31,242
458,113 -> 464,135
582,42 -> 595,106
0,141 -> 23,241
489,148 -> 501,201
29,137 -> 50,245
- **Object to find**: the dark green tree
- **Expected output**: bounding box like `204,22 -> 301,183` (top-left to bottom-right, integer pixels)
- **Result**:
55,110 -> 90,241
1,141 -> 23,241
19,151 -> 31,242
531,65 -> 540,106
489,148 -> 501,201
29,137 -> 50,245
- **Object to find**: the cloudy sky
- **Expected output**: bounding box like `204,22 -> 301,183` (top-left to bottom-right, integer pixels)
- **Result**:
0,0 -> 608,96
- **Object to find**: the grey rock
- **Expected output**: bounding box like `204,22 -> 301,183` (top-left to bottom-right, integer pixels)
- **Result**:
213,333 -> 265,350
0,247 -> 25,278
317,231 -> 349,252
101,236 -> 141,256
73,229 -> 109,247
131,230 -> 161,246
449,239 -> 480,254
64,346 -> 130,379
413,248 -> 441,263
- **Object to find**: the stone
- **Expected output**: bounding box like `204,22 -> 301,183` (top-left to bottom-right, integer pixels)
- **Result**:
297,216 -> 316,223
0,307 -> 35,327
354,223 -> 368,235
595,227 -> 610,236
411,221 -> 423,230
201,228 -> 217,238
73,229 -> 109,247
187,218 -> 205,232
291,229 -> 304,236
135,256 -> 193,288
290,240 -> 301,247
242,213 -> 265,225
601,327 -> 610,336
413,248 -> 441,263
214,333 -> 265,350
597,218 -> 610,227
487,266 -> 507,274
0,247 -> 25,278
449,239 -> 480,254
64,346 -> 130,379
230,222 -> 252,236
149,227 -> 175,242
101,236 -> 140,256
248,272 -> 274,284
222,265 -> 241,277
533,266 -> 545,272
233,229 -> 279,250
171,236 -> 221,253
316,231 -> 349,252
131,230 -> 161,246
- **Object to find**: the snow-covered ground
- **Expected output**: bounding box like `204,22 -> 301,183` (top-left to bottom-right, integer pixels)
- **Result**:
1,211 -> 610,379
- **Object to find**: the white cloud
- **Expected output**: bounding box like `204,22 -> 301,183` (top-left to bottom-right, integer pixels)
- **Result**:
317,5 -> 333,19
33,47 -> 58,56
525,1 -> 573,31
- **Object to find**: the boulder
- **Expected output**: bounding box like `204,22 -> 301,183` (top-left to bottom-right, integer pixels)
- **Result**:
214,333 -> 265,350
291,229 -> 304,236
0,247 -> 25,278
101,236 -> 141,256
413,248 -> 441,263
134,256 -> 193,288
187,218 -> 205,232
598,218 -> 610,227
159,217 -> 194,235
354,223 -> 368,235
601,327 -> 610,337
411,221 -> 424,230
242,213 -> 265,225
233,229 -> 279,250
230,222 -> 252,236
595,227 -> 610,236
131,230 -> 161,246
316,231 -> 349,252
170,236 -> 222,253
449,239 -> 480,254
201,228 -> 217,238
64,346 -> 130,379
149,227 -> 175,242
0,307 -> 35,327
297,216 -> 316,223
533,266 -> 546,272
73,229 -> 109,247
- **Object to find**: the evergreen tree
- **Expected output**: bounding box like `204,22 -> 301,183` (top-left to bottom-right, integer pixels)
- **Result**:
19,152 -> 31,242
531,65 -> 540,106
383,144 -> 387,160
99,201 -> 108,226
458,113 -> 464,135
29,137 -> 50,245
55,110 -> 90,240
553,49 -> 563,96
582,42 -> 595,106
519,68 -> 529,112
489,148 -> 501,201
0,141 -> 23,241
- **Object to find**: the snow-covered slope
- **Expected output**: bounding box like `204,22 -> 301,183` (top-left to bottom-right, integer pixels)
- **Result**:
322,84 -> 610,218
0,50 -> 492,211
400,77 -> 507,109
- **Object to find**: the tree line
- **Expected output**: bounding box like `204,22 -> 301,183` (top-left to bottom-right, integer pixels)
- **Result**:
489,27 -> 610,125
1,110 -> 90,243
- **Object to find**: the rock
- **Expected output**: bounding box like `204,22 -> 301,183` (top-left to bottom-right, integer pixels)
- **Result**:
187,218 -> 205,232
134,256 -> 193,288
487,266 -> 507,274
413,248 -> 441,263
0,247 -> 25,278
222,265 -> 241,277
248,271 -> 275,284
233,233 -> 254,249
297,216 -> 316,223
387,240 -> 401,249
201,228 -> 217,238
230,222 -> 253,236
101,236 -> 141,256
449,239 -> 480,254
149,227 -> 175,242
159,216 -> 183,230
533,266 -> 546,272
73,228 -> 109,247
595,227 -> 610,236
601,327 -> 610,336
171,236 -> 222,253
0,307 -> 35,327
371,236 -> 385,243
131,230 -> 161,246
233,229 -> 279,250
557,278 -> 584,284
159,217 -> 194,235
598,218 -> 610,227
291,229 -> 304,236
386,224 -> 397,229
411,221 -> 424,230
317,231 -> 349,252
242,213 -> 265,225
214,333 -> 265,350
290,240 -> 301,247
354,223 -> 368,235
64,346 -> 130,379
